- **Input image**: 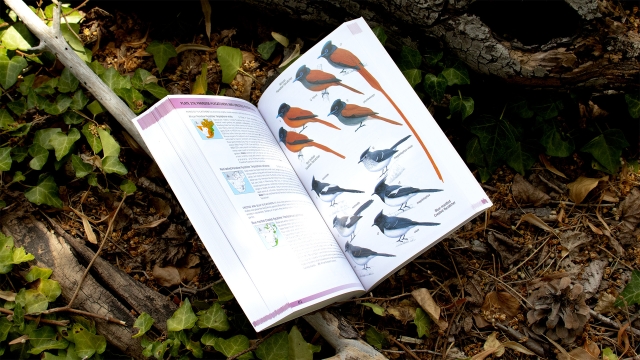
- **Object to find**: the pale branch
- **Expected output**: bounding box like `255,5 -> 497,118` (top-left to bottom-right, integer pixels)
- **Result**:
0,308 -> 70,327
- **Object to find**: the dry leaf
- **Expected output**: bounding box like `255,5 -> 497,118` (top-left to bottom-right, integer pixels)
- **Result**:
411,288 -> 440,321
619,188 -> 640,231
271,32 -> 289,47
152,265 -> 181,287
200,0 -> 211,40
618,323 -> 630,356
559,347 -> 598,360
185,254 -> 200,268
585,219 -> 603,235
540,154 -> 567,178
134,218 -> 167,229
9,334 -> 29,345
567,176 -> 608,204
175,44 -> 212,53
481,291 -> 520,319
584,339 -> 600,358
594,292 -> 617,314
470,347 -> 498,360
511,174 -> 550,206
279,44 -> 300,68
387,303 -> 416,324
517,213 -> 554,232
82,215 -> 98,244
177,267 -> 200,283
601,190 -> 619,203
483,332 -> 505,357
560,231 -> 592,259
502,341 -> 536,356
0,290 -> 16,301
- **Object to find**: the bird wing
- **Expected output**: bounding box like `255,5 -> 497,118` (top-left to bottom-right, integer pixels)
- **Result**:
288,107 -> 318,120
388,186 -> 421,198
341,104 -> 377,118
344,215 -> 362,228
370,149 -> 396,162
306,70 -> 340,84
330,48 -> 362,69
321,185 -> 341,195
350,245 -> 378,257
285,131 -> 314,145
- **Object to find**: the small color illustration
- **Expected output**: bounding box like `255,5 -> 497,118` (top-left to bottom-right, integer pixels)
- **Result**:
278,127 -> 345,160
193,119 -> 223,140
293,65 -> 363,98
255,222 -> 282,249
222,171 -> 255,195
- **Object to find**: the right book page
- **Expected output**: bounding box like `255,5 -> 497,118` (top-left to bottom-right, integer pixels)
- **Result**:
258,18 -> 492,291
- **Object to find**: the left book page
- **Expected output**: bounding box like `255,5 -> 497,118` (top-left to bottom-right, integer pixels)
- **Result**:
133,95 -> 364,331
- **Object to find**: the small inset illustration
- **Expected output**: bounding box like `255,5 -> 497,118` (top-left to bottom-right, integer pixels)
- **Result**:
193,119 -> 223,140
254,222 -> 282,249
222,171 -> 255,195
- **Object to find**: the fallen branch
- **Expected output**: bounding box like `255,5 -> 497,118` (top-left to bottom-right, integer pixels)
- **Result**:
0,308 -> 69,327
589,309 -> 640,337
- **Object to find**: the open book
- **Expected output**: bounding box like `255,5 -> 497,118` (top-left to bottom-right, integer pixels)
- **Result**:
133,18 -> 492,332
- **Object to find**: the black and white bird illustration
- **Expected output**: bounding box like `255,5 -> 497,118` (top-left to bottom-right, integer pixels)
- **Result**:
345,241 -> 395,270
311,176 -> 364,206
359,135 -> 411,176
372,211 -> 440,242
373,177 -> 442,211
333,200 -> 374,240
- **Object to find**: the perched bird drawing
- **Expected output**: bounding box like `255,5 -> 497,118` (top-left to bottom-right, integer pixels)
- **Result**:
327,99 -> 402,132
372,211 -> 440,242
293,65 -> 363,98
278,127 -> 345,160
318,41 -> 443,182
311,176 -> 364,206
359,135 -> 411,176
373,177 -> 443,211
345,241 -> 395,270
277,103 -> 341,133
333,199 -> 374,239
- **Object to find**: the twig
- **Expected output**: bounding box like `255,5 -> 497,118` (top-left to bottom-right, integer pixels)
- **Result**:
495,323 -> 546,357
501,236 -> 551,278
472,267 -> 532,307
589,309 -> 640,337
388,336 -> 421,360
0,308 -> 69,326
227,325 -> 285,360
549,200 -> 615,207
333,292 -> 411,305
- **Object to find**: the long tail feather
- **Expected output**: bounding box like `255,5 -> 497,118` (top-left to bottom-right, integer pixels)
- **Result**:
342,189 -> 364,193
371,115 -> 402,126
312,119 -> 341,130
358,67 -> 444,182
338,83 -> 364,95
313,143 -> 345,159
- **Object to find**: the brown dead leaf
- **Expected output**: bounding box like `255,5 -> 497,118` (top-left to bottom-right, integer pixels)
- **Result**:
82,215 -> 98,244
8,334 -> 28,345
177,267 -> 200,283
152,265 -> 181,287
540,154 -> 568,178
411,288 -> 440,322
584,340 -> 600,358
134,218 -> 167,229
594,292 -> 617,314
560,231 -> 592,259
481,291 -> 520,319
511,174 -> 550,206
558,347 -> 598,360
517,213 -> 554,232
0,290 -> 16,301
185,254 -> 200,268
584,219 -> 603,235
387,301 -> 416,324
200,0 -> 211,40
175,44 -> 212,54
483,332 -> 505,357
618,323 -> 630,356
567,176 -> 608,204
619,188 -> 640,231
241,51 -> 255,64
502,341 -> 536,356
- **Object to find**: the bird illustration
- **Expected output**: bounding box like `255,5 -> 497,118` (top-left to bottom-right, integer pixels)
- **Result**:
373,177 -> 443,211
277,103 -> 341,133
293,65 -> 363,98
333,199 -> 374,239
327,99 -> 402,132
318,41 -> 443,182
311,176 -> 364,206
359,135 -> 411,176
345,241 -> 395,270
278,127 -> 345,160
372,211 -> 440,242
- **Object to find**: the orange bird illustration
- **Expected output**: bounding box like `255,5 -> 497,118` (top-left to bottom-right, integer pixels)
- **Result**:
293,65 -> 363,97
278,127 -> 345,160
319,40 -> 443,182
328,99 -> 402,132
277,103 -> 341,133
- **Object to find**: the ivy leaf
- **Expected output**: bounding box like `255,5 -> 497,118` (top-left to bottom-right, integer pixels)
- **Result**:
24,174 -> 63,208
44,94 -> 73,115
60,23 -> 92,62
213,281 -> 235,302
0,147 -> 11,171
19,288 -> 49,314
626,94 -> 639,118
602,348 -> 618,360
81,123 -> 102,154
506,142 -> 535,175
531,99 -> 563,120
28,143 -> 49,170
361,302 -> 386,316
0,317 -> 11,342
255,331 -> 288,360
271,32 -> 289,47
214,335 -> 252,359
469,115 -> 506,170
217,46 -> 243,84
144,82 -> 169,99
11,147 -> 29,162
581,129 -> 629,174
192,63 -> 208,95
0,232 -> 15,274
146,41 -> 177,73
257,40 -> 278,60
423,73 -> 447,102
0,55 -> 28,89
102,156 -> 127,175
28,326 -> 68,354
34,128 -> 62,150
200,331 -> 218,346
414,308 -> 431,338
7,98 -> 27,116
167,298 -> 198,332
402,69 -> 422,88
18,74 -> 35,95
100,67 -> 131,91
131,68 -> 153,89
13,303 -> 24,327
398,46 -> 421,71
132,312 -> 154,338
88,60 -> 106,75
615,270 -> 640,307
365,327 -> 386,349
540,125 -> 574,157
57,67 -> 79,93
0,109 -> 16,130
71,154 -> 93,178
38,279 -> 62,302
70,89 -> 89,110
1,23 -> 35,50
69,323 -> 106,359
450,95 -> 474,119
288,325 -> 319,360
98,128 -> 120,157
466,137 -> 486,167
63,111 -> 84,125
86,100 -> 105,116
25,266 -> 53,281
114,87 -> 146,113
196,302 -> 230,331
187,340 -> 203,359
87,173 -> 98,187
441,64 -> 470,86
120,179 -> 137,194
12,246 -> 35,265
49,128 -> 81,161
423,50 -> 443,66
371,26 -> 387,45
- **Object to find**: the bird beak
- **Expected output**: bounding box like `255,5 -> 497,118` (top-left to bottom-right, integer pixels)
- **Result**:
317,55 -> 322,59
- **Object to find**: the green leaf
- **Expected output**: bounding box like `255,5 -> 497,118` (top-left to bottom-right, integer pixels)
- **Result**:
0,317 -> 11,342
70,90 -> 90,111
34,128 -> 62,150
288,325 -> 318,360
49,128 -> 80,161
82,123 -> 102,153
102,156 -> 127,175
0,109 -> 16,130
441,64 -> 470,86
7,98 -> 27,116
144,82 -> 169,99
200,331 -> 217,346
25,174 -> 63,208
625,94 -> 640,118
615,270 -> 640,307
602,347 -> 619,360
97,128 -> 120,157
28,326 -> 68,355
271,32 -> 289,47
414,308 -> 431,338
540,125 -> 574,157
0,231 -> 15,274
361,302 -> 385,316
100,67 -> 131,91
192,63 -> 208,95
398,46 -> 421,71
63,111 -> 84,125
38,279 -> 61,302
146,41 -> 177,73
423,73 -> 447,102
531,99 -> 563,120
28,89 -> 47,109
88,60 -> 105,75
86,100 -> 105,116
187,340 -> 203,359
11,147 -> 28,162
44,4 -> 84,24
44,94 -> 73,115
469,115 -> 515,171
449,95 -> 474,119
256,331 -> 288,360
131,68 -> 153,89
0,147 -> 11,171
213,281 -> 235,302
423,50 -> 443,66
581,129 -> 629,174
196,302 -> 229,331
60,23 -> 91,62
25,266 -> 52,281
21,288 -> 49,313
12,246 -> 35,265
28,143 -> 49,170
1,23 -> 35,51
87,173 -> 98,187
120,179 -> 137,194
13,303 -> 24,327
214,335 -> 252,359
18,74 -> 35,95
132,312 -> 154,338
167,298 -> 198,332
69,323 -> 106,359
402,69 -> 422,88
0,55 -> 28,89
364,327 -> 386,349
71,155 -> 93,178
57,67 -> 79,93
115,87 -> 146,113
257,40 -> 278,60
217,46 -> 243,84
466,137 -> 486,167
9,170 -> 24,184
34,77 -> 58,96
371,26 -> 387,45
506,142 -> 535,175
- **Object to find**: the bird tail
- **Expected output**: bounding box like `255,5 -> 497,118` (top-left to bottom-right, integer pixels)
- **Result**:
342,189 -> 365,194
312,118 -> 341,130
354,199 -> 374,216
313,143 -> 346,159
418,189 -> 444,193
370,114 -> 402,126
359,67 -> 443,182
376,253 -> 396,257
339,83 -> 364,95
391,135 -> 412,150
417,222 -> 441,227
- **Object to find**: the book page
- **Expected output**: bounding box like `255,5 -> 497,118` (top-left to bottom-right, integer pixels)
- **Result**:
258,19 -> 492,290
134,96 -> 363,331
